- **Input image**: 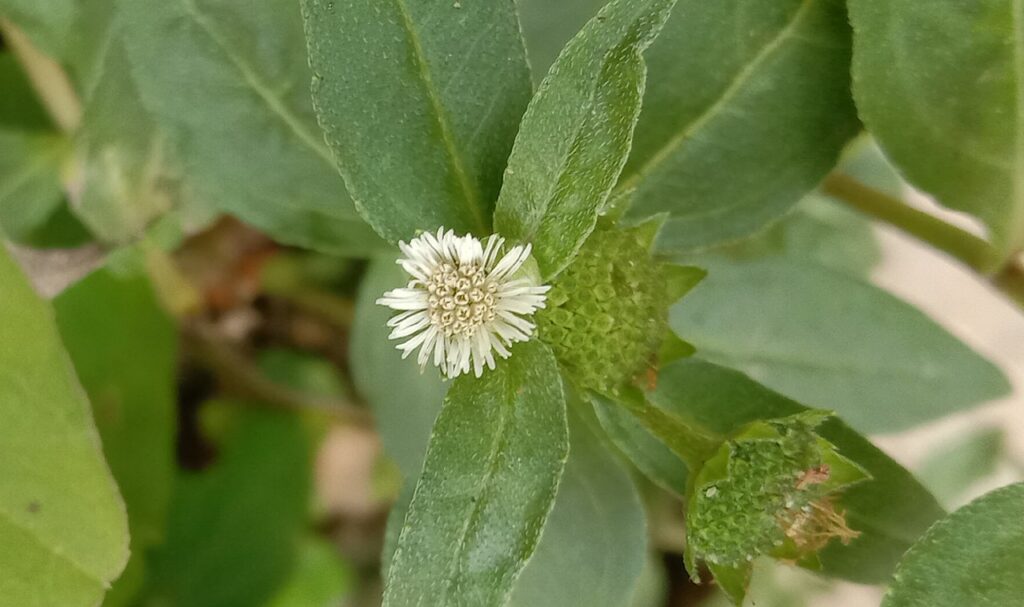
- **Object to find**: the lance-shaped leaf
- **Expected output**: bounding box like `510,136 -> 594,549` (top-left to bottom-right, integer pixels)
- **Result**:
670,258 -> 1009,433
882,482 -> 1024,607
54,266 -> 178,606
302,0 -> 532,242
384,340 -> 568,607
619,0 -> 860,252
849,0 -> 1024,255
0,245 -> 129,606
493,0 -> 677,279
120,0 -> 384,256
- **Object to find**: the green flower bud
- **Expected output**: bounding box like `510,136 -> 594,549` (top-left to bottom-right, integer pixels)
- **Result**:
537,222 -> 703,393
684,411 -> 869,604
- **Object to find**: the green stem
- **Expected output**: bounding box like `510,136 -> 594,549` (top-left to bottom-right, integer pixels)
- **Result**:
822,173 -> 1003,274
183,322 -> 373,427
610,387 -> 722,470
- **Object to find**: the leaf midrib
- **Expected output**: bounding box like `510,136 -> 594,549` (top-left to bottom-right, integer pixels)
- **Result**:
0,506 -> 106,590
393,0 -> 488,235
177,0 -> 335,166
440,392 -> 513,605
615,0 -> 816,194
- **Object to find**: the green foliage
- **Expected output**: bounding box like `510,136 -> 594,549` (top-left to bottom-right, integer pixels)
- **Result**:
0,247 -> 128,607
54,266 -> 178,604
0,0 -> 75,57
620,0 -> 860,251
849,0 -> 1024,255
384,340 -> 568,607
507,404 -> 647,607
882,482 -> 1024,607
539,225 -> 702,393
142,406 -> 313,607
302,0 -> 531,242
649,360 -> 946,584
685,412 -> 869,603
670,258 -> 1010,432
493,0 -> 676,278
0,54 -> 67,242
351,257 -> 447,475
0,1 -> 1019,605
120,0 -> 383,255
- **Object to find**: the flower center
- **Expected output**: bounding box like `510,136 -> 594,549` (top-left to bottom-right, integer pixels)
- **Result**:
425,261 -> 498,338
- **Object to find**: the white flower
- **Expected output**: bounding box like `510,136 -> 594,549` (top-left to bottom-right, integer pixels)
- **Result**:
377,227 -> 550,378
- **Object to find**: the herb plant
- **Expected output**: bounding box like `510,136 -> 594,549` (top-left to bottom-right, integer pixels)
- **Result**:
0,0 -> 1022,606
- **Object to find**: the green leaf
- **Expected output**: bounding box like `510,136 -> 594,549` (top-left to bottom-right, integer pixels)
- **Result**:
917,428 -> 1005,509
75,37 -> 196,244
120,0 -> 384,256
350,256 -> 447,476
649,359 -> 946,583
507,404 -> 647,607
267,538 -> 355,607
0,130 -> 67,242
0,0 -> 76,57
142,406 -> 312,607
384,340 -> 568,607
517,0 -> 608,76
848,0 -> 1024,254
302,0 -> 532,242
670,258 -> 1010,433
882,482 -> 1024,607
0,53 -> 53,130
619,0 -> 860,252
494,0 -> 677,279
383,396 -> 648,607
0,246 -> 128,606
592,396 -> 688,495
54,266 -> 178,605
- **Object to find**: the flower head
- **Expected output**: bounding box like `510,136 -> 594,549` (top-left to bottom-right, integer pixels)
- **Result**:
377,227 -> 550,378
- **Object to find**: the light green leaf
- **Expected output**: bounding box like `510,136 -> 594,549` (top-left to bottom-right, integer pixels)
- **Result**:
619,0 -> 860,252
592,396 -> 688,496
384,340 -> 568,607
848,0 -> 1024,254
54,266 -> 177,605
0,130 -> 67,242
917,428 -> 1005,509
0,0 -> 76,57
350,256 -> 447,476
120,0 -> 384,256
0,246 -> 128,607
267,538 -> 355,607
142,406 -> 312,607
882,482 -> 1024,607
649,359 -> 946,583
494,0 -> 676,279
671,258 -> 1010,433
302,0 -> 532,242
508,404 -> 646,607
76,39 -> 192,244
